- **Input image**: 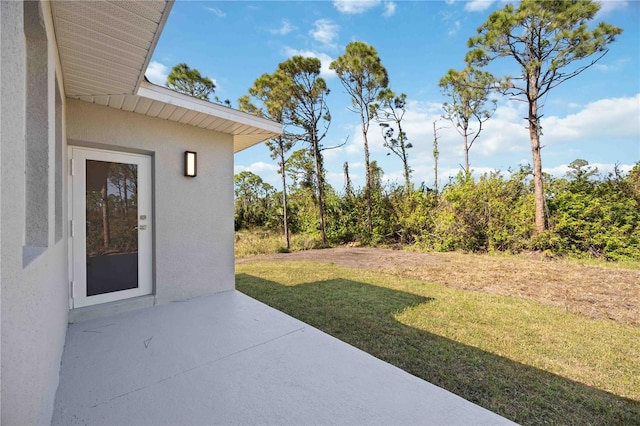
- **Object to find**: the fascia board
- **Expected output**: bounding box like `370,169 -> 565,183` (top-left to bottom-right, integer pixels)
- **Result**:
136,81 -> 282,136
133,0 -> 174,94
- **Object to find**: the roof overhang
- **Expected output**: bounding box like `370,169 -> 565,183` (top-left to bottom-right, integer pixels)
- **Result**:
76,81 -> 281,152
50,0 -> 280,151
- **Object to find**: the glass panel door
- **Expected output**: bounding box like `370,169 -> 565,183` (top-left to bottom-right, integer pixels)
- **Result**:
70,147 -> 152,309
85,160 -> 139,296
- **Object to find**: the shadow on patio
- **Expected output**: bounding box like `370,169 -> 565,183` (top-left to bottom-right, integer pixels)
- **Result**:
236,273 -> 640,425
52,286 -> 514,425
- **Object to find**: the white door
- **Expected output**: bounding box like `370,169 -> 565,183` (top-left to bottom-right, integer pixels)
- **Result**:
70,147 -> 152,308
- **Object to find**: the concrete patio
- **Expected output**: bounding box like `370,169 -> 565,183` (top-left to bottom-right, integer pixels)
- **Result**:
53,290 -> 515,425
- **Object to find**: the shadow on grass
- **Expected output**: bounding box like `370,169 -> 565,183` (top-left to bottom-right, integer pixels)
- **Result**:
236,273 -> 640,426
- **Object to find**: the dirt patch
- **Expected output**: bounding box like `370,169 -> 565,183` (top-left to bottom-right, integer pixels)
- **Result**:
237,247 -> 640,325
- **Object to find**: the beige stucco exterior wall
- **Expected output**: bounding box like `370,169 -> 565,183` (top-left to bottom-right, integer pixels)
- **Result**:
66,99 -> 236,304
1,1 -> 69,424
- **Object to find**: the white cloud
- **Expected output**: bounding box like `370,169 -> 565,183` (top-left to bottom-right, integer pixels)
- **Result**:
469,102 -> 530,157
590,162 -> 634,176
464,0 -> 495,12
145,61 -> 169,85
309,19 -> 340,49
383,2 -> 397,17
282,47 -> 336,78
319,94 -> 640,191
205,7 -> 226,17
326,171 -> 350,190
596,0 -> 628,15
333,0 -> 381,14
247,161 -> 279,175
541,164 -> 570,177
271,19 -> 297,36
448,20 -> 461,36
345,141 -> 362,155
445,0 -> 455,5
234,162 -> 280,187
594,58 -> 628,73
543,162 -> 634,178
323,145 -> 344,162
427,94 -> 640,183
542,94 -> 640,146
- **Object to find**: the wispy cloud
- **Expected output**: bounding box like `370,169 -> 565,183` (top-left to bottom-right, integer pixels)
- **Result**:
333,0 -> 381,15
309,19 -> 340,49
464,0 -> 495,12
448,20 -> 461,36
543,162 -> 634,178
234,162 -> 280,186
271,19 -> 297,36
596,0 -> 628,15
282,47 -> 336,78
145,61 -> 169,85
594,58 -> 629,72
383,1 -> 397,17
205,7 -> 226,18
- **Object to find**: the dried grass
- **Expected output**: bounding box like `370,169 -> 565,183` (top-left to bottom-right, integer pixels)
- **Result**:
237,247 -> 640,325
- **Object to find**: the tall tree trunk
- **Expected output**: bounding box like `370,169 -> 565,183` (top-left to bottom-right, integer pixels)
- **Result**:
398,123 -> 411,193
464,131 -> 470,176
101,177 -> 110,249
433,121 -> 439,195
402,148 -> 411,194
362,123 -> 373,235
279,152 -> 290,249
123,172 -> 129,219
344,162 -> 353,197
528,96 -> 546,233
312,137 -> 327,245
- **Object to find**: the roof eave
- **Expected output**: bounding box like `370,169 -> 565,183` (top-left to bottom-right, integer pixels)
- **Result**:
136,81 -> 282,152
133,0 -> 175,94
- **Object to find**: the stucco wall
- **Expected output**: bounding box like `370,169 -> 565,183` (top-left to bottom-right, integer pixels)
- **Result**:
66,99 -> 236,304
1,1 -> 69,424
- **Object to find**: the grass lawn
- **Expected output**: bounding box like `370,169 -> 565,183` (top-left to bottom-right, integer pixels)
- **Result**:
236,260 -> 640,426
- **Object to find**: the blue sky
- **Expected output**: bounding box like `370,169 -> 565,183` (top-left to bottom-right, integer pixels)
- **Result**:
147,0 -> 640,191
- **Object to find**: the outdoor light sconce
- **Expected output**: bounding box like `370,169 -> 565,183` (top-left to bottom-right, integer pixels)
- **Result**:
184,151 -> 197,177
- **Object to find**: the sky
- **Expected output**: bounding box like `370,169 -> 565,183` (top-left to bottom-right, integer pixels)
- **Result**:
147,0 -> 640,192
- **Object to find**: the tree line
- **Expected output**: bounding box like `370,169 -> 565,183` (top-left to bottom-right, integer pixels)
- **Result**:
165,1 -> 636,260
235,160 -> 640,261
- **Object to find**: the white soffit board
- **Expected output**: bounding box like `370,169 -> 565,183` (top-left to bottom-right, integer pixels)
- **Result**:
52,0 -> 281,150
77,81 -> 282,152
51,0 -> 172,97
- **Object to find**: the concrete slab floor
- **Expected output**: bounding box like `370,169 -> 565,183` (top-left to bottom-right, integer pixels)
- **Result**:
52,290 -> 516,425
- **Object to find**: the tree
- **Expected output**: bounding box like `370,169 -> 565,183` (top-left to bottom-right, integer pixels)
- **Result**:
344,161 -> 353,197
330,41 -> 389,235
466,0 -> 623,233
234,171 -> 275,229
166,63 -> 215,100
566,158 -> 598,183
372,89 -> 413,193
278,56 -> 331,245
439,67 -> 496,176
239,71 -> 297,249
432,120 -> 447,195
286,148 -> 316,191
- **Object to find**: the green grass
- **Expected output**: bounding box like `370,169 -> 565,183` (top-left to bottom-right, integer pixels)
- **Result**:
234,229 -> 324,258
567,256 -> 640,271
236,261 -> 640,426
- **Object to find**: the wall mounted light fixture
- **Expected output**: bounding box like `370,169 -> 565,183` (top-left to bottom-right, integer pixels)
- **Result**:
184,151 -> 197,177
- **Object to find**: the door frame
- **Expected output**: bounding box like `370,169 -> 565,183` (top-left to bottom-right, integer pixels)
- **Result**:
69,146 -> 153,309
